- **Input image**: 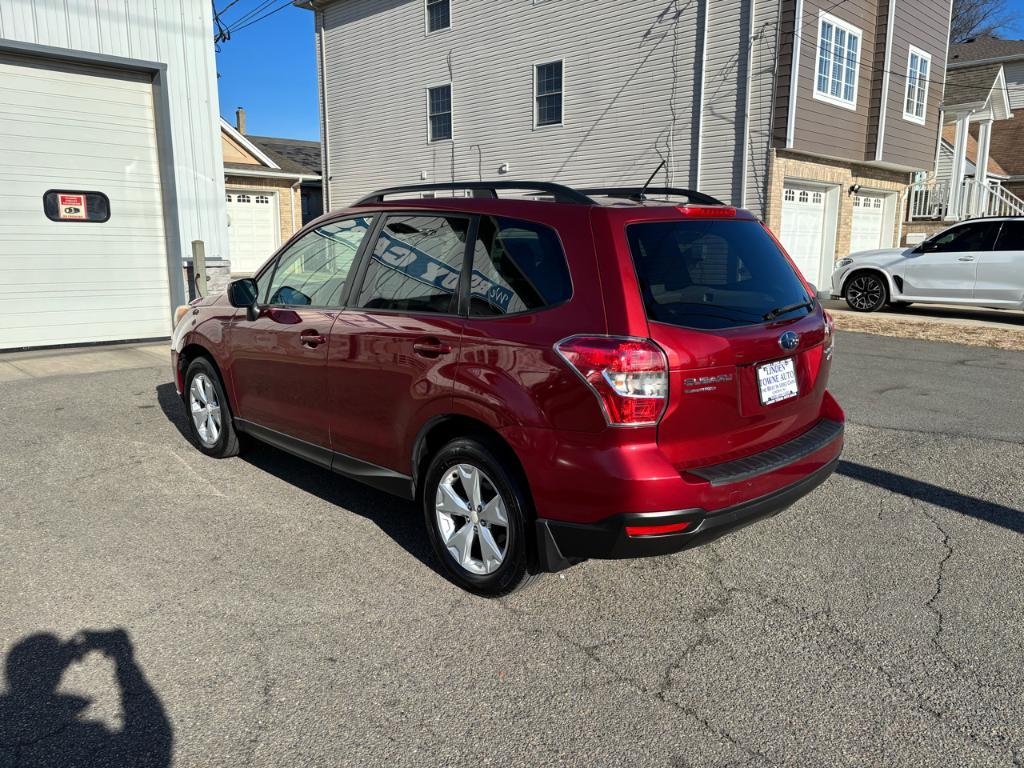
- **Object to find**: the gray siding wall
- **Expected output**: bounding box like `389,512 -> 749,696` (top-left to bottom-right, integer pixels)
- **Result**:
789,0 -> 880,160
746,0 -> 781,210
879,0 -> 950,169
699,0 -> 750,202
319,0 -> 768,212
0,0 -> 229,262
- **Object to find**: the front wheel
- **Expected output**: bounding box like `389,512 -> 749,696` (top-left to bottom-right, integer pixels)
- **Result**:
845,272 -> 888,312
184,357 -> 242,458
423,438 -> 536,596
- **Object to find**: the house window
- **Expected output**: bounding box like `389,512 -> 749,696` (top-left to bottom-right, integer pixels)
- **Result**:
428,85 -> 452,142
236,194 -> 251,204
426,0 -> 450,32
255,195 -> 270,204
784,188 -> 796,202
535,61 -> 563,126
815,13 -> 861,109
904,47 -> 931,124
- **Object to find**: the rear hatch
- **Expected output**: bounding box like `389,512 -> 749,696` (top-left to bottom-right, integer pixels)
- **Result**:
624,215 -> 832,470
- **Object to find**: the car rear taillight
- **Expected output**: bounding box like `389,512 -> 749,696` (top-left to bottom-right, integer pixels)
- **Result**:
555,336 -> 668,427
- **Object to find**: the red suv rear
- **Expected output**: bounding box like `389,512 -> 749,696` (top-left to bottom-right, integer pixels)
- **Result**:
171,182 -> 843,595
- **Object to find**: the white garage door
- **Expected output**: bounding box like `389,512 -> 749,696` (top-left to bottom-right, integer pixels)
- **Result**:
850,193 -> 888,253
0,53 -> 171,350
227,191 -> 278,274
778,185 -> 827,286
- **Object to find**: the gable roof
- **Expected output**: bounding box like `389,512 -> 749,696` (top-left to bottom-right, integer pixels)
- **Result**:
950,35 -> 1024,66
220,118 -> 280,169
942,64 -> 1012,119
246,135 -> 322,176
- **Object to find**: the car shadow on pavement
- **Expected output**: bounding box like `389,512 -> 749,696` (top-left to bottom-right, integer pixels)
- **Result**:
0,628 -> 171,767
155,383 -> 443,577
837,460 -> 1024,534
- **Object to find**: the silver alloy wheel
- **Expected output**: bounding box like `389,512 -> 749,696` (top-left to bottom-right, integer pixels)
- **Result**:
434,463 -> 509,575
189,373 -> 222,447
847,275 -> 884,310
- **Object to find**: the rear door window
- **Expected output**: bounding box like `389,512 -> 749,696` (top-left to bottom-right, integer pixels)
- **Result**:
993,221 -> 1024,250
353,214 -> 469,314
468,217 -> 571,316
626,219 -> 812,330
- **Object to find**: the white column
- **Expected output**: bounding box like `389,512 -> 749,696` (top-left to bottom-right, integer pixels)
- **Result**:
975,119 -> 993,216
947,113 -> 971,220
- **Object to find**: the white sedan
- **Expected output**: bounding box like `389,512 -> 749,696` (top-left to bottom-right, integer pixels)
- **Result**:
830,217 -> 1024,312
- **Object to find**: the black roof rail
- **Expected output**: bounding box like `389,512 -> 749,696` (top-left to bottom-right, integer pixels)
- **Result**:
353,181 -> 596,206
577,187 -> 724,205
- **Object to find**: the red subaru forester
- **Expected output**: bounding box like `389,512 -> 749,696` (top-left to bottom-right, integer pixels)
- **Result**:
171,182 -> 844,595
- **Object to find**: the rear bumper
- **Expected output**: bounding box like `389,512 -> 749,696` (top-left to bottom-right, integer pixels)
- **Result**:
537,456 -> 839,571
533,415 -> 843,572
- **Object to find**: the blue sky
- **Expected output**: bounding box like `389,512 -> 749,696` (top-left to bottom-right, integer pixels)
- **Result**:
214,2 -> 319,140
214,0 -> 1024,142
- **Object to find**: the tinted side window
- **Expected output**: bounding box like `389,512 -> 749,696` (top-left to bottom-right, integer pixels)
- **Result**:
354,214 -> 468,314
265,216 -> 373,307
993,221 -> 1024,251
928,222 -> 999,253
469,217 -> 572,316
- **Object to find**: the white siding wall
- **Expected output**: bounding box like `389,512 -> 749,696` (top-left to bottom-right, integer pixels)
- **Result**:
0,0 -> 229,264
1000,60 -> 1024,110
318,0 -> 774,213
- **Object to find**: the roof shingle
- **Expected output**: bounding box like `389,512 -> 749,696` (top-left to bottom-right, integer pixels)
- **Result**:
950,34 -> 1024,64
246,135 -> 322,176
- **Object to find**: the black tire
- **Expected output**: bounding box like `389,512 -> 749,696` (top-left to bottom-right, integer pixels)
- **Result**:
844,271 -> 888,312
183,357 -> 242,458
422,437 -> 537,596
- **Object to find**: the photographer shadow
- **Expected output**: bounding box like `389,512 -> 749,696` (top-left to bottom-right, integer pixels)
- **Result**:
0,629 -> 171,768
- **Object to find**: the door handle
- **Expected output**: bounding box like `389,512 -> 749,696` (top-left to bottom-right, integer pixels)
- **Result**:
300,330 -> 327,347
412,338 -> 452,357
957,256 -> 975,262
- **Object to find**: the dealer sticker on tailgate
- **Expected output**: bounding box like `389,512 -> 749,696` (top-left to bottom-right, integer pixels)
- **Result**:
757,358 -> 799,405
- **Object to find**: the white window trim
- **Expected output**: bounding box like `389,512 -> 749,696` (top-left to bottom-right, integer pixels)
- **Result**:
812,11 -> 862,112
424,0 -> 451,35
426,82 -> 453,144
532,58 -> 565,130
902,45 -> 931,126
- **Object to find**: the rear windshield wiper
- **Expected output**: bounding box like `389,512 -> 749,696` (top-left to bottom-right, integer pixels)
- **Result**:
763,299 -> 813,321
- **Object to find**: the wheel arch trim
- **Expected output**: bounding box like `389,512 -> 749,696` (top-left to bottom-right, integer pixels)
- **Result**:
840,266 -> 898,300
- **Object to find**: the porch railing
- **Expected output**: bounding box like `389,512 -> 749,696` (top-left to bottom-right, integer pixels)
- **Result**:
908,178 -> 1024,220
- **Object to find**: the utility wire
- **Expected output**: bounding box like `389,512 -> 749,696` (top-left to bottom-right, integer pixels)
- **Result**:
225,0 -> 284,32
230,0 -> 295,34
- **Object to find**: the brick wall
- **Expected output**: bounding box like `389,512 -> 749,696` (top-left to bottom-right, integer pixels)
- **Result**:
765,150 -> 912,261
224,175 -> 302,247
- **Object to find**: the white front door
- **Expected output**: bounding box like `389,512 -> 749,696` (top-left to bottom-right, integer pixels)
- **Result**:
0,53 -> 171,349
850,193 -> 887,253
779,185 -> 827,287
227,190 -> 279,274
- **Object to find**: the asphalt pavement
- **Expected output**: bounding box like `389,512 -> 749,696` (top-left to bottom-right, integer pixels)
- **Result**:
1,332 -> 1022,767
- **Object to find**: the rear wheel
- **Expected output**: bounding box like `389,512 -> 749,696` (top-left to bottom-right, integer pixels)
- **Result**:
423,438 -> 535,596
845,272 -> 888,312
185,357 -> 242,458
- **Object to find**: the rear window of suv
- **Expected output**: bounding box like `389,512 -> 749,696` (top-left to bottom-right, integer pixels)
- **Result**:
626,219 -> 813,330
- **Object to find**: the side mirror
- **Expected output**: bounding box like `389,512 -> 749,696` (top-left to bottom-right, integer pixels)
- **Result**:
227,278 -> 260,321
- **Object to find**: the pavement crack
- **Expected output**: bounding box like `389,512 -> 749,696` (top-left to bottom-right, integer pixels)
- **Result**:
920,505 -> 956,671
